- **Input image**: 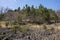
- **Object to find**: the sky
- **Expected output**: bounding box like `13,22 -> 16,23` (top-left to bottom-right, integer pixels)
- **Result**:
0,0 -> 60,11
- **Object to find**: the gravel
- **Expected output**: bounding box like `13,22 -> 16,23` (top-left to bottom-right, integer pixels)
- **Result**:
0,28 -> 60,40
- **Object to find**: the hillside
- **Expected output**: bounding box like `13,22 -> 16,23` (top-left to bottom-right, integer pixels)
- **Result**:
0,4 -> 60,40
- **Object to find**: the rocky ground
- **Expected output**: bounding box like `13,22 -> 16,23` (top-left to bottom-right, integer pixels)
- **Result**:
0,27 -> 60,40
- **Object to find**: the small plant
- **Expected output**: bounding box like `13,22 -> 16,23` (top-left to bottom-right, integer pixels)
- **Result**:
50,27 -> 54,31
6,22 -> 8,26
43,25 -> 47,30
12,25 -> 19,34
19,26 -> 30,33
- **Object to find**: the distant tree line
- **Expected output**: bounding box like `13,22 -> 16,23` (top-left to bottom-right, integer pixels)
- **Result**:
0,4 -> 59,24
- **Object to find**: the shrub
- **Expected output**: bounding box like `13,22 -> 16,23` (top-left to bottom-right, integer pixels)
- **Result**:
50,27 -> 54,31
19,26 -> 30,33
12,25 -> 30,33
12,25 -> 19,34
43,25 -> 47,30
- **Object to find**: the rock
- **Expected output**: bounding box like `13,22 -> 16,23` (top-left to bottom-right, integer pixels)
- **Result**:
0,28 -> 60,40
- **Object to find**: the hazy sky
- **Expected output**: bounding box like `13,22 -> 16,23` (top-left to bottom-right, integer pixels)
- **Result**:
0,0 -> 60,11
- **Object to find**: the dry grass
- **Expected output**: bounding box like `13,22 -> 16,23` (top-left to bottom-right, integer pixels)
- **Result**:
26,23 -> 60,30
1,23 -> 60,31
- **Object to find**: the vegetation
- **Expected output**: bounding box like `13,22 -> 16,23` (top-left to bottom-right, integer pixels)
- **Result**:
43,25 -> 47,30
12,25 -> 30,33
12,25 -> 19,34
0,14 -> 4,21
19,26 -> 30,33
50,27 -> 54,31
0,2 -> 60,40
0,4 -> 58,24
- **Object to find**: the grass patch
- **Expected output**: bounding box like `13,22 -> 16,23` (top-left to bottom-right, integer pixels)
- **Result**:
19,26 -> 30,33
12,25 -> 30,33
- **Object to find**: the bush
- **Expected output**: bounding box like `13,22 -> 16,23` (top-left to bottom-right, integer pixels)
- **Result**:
43,25 -> 47,30
12,25 -> 19,34
49,27 -> 54,31
12,25 -> 30,33
19,26 -> 30,33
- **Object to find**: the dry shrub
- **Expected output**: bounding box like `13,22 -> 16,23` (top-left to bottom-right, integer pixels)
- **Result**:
12,25 -> 30,33
43,25 -> 47,30
19,26 -> 30,33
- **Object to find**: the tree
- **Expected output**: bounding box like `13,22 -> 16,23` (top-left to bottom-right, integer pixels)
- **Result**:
25,4 -> 30,14
0,7 -> 4,20
31,5 -> 36,16
0,14 -> 4,20
18,7 -> 20,11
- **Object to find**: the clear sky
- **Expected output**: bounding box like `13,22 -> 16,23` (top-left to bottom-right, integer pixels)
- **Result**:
0,0 -> 60,11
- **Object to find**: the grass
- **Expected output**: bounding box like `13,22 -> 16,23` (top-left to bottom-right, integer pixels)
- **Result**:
19,26 -> 30,33
12,25 -> 30,33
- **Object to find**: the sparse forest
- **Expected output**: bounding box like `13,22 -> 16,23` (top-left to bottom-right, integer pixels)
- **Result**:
0,4 -> 58,24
